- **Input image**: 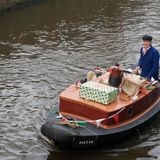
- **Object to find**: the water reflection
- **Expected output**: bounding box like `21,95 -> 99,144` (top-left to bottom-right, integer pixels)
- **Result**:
0,0 -> 160,159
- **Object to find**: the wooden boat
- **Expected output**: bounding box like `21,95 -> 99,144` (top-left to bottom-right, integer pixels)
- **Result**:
41,71 -> 160,149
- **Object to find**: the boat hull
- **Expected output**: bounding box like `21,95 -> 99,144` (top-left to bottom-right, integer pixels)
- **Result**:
41,100 -> 160,149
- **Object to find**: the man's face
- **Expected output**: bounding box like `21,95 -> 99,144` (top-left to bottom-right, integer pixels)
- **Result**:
143,40 -> 151,48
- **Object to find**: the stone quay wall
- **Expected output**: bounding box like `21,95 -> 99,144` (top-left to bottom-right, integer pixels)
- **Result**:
0,0 -> 45,12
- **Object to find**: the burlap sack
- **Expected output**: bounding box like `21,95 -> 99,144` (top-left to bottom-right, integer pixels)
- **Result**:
87,71 -> 97,81
87,71 -> 109,84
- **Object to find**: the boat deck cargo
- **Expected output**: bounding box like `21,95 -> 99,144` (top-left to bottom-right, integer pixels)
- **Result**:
79,81 -> 118,105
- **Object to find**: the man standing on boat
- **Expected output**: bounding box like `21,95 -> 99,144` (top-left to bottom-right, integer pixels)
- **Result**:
135,35 -> 159,81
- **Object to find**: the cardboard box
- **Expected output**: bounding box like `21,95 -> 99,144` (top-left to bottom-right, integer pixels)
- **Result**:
80,81 -> 118,105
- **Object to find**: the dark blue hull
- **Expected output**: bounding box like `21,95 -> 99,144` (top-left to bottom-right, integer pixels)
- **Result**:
41,101 -> 160,149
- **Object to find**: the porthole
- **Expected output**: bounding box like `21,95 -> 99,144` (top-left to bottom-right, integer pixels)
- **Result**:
127,106 -> 134,117
155,87 -> 160,96
148,93 -> 154,104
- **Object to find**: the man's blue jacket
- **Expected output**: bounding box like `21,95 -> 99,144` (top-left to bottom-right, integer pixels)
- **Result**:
138,46 -> 159,80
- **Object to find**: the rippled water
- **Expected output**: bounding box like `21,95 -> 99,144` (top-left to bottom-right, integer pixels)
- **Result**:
0,0 -> 160,159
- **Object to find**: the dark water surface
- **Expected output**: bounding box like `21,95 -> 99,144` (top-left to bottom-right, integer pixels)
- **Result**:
0,0 -> 160,159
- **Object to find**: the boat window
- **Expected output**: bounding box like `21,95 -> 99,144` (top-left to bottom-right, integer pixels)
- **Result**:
148,93 -> 154,104
127,106 -> 134,117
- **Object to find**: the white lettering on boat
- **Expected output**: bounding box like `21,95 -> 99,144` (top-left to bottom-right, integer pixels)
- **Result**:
79,140 -> 94,145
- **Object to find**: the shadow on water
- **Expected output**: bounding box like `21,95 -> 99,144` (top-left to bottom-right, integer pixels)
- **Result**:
0,0 -> 160,159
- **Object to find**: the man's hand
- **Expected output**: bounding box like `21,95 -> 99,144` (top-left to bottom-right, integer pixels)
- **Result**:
133,66 -> 141,74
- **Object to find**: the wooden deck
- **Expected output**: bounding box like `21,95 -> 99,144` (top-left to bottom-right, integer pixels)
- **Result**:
60,83 -> 151,113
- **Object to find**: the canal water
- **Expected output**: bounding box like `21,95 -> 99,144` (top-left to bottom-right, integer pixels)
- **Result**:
0,0 -> 160,159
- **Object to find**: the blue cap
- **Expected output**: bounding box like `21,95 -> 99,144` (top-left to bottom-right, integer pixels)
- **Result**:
142,35 -> 153,41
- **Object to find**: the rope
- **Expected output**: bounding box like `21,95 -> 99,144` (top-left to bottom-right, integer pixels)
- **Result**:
55,107 -> 125,128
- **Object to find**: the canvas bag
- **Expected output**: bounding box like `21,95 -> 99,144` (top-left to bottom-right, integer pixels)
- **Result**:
87,70 -> 109,84
121,73 -> 146,96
